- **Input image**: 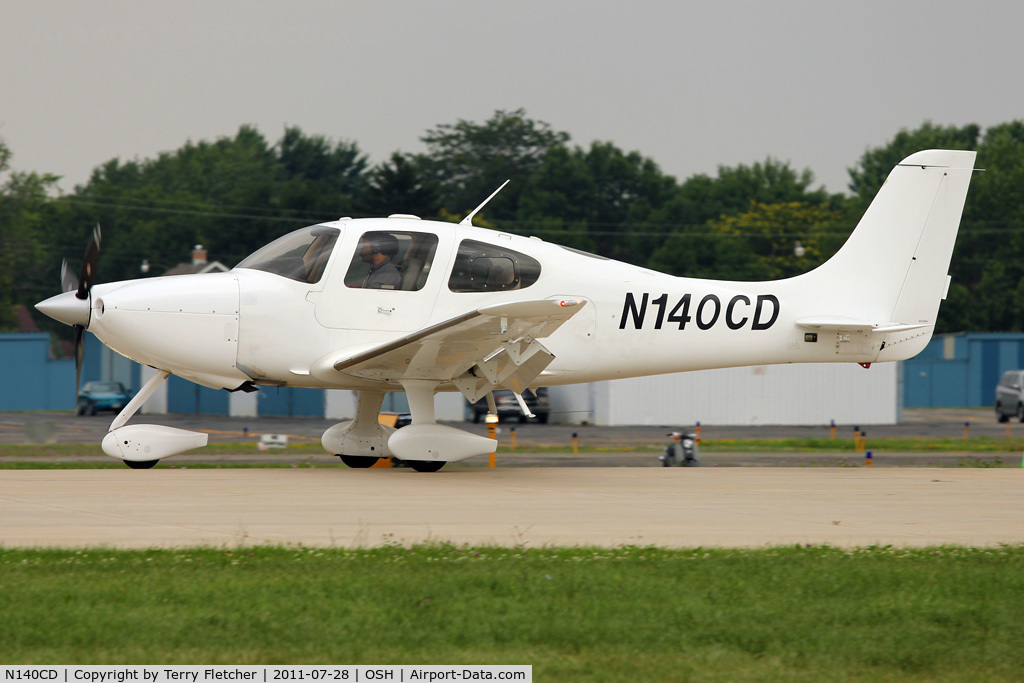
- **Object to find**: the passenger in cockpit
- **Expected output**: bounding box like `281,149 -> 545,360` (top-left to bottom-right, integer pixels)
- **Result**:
360,233 -> 402,290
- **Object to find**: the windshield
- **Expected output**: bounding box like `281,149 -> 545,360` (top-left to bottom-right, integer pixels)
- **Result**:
235,225 -> 340,283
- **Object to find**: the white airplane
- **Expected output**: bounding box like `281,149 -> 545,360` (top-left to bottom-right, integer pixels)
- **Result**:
36,149 -> 976,471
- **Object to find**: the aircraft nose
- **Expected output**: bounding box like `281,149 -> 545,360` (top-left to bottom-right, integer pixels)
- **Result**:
35,290 -> 91,328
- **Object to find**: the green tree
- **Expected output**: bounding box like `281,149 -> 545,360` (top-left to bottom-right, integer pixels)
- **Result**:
847,121 -> 980,202
944,121 -> 1024,332
649,201 -> 843,280
514,145 -> 598,251
517,141 -> 678,261
417,109 -> 570,220
646,159 -> 843,277
276,126 -> 368,216
364,152 -> 439,218
846,120 -> 1024,333
653,158 -> 836,230
0,142 -> 59,330
51,126 -> 371,284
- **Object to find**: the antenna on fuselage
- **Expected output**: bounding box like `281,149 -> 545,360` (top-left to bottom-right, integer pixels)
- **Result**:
460,180 -> 510,227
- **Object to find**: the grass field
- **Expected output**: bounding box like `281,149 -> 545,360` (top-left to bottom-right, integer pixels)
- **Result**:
698,436 -> 1024,453
3,544 -> 1024,680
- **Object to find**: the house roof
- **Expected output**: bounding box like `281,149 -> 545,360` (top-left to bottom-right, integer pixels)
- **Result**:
11,304 -> 39,332
161,261 -> 230,277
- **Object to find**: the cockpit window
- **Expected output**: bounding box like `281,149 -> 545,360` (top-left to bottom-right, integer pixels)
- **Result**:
235,225 -> 340,284
344,231 -> 439,291
448,239 -> 541,292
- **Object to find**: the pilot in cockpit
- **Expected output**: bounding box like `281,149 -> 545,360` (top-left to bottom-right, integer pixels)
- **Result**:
360,233 -> 402,290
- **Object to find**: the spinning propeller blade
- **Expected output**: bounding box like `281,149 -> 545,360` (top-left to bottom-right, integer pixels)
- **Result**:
73,323 -> 85,398
76,224 -> 101,300
60,259 -> 79,294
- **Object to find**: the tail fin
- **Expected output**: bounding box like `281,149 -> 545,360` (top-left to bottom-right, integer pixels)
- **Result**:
793,150 -> 975,359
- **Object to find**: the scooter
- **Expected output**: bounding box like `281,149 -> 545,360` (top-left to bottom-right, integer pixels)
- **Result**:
660,430 -> 699,467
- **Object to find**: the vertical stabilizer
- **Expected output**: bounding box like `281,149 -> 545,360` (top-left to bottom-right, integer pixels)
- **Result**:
795,149 -> 976,330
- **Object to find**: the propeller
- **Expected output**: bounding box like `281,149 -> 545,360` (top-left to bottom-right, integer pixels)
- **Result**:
39,224 -> 102,408
76,223 -> 101,299
71,224 -> 101,401
59,223 -> 101,297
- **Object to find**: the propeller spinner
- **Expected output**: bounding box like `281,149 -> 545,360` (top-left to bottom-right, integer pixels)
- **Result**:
35,224 -> 102,402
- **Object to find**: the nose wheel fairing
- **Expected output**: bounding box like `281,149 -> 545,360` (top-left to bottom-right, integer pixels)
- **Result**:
100,370 -> 210,467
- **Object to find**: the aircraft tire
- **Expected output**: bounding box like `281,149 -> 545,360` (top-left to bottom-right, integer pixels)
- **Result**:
125,459 -> 158,470
339,455 -> 380,468
407,460 -> 445,473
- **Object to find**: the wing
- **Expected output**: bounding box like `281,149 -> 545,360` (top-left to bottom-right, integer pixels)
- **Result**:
310,298 -> 587,400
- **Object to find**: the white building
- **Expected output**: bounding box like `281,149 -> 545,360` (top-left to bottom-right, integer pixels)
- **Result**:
546,362 -> 899,426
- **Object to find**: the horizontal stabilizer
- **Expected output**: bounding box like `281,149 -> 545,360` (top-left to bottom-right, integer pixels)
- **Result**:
795,316 -> 931,333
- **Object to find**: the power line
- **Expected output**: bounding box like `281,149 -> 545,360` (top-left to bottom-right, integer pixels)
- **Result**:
34,195 -> 1024,242
58,198 -> 327,225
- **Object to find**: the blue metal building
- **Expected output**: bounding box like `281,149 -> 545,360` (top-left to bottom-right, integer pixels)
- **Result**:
0,333 -> 74,410
902,333 -> 1024,408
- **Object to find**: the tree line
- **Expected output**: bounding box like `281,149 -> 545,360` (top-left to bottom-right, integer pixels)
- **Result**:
2,111 -> 1023,339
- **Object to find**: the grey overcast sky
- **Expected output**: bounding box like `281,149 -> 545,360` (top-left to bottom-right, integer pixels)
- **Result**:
2,0 -> 1021,196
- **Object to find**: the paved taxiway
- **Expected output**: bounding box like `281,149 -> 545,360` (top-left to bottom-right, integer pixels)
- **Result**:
2,468 -> 1023,549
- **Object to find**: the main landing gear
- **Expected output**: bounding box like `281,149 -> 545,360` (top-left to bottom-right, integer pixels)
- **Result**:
338,455 -> 379,468
324,383 -> 497,472
398,458 -> 445,473
337,453 -> 446,472
124,459 -> 158,470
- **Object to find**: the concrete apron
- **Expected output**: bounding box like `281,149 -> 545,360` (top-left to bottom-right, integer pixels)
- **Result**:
1,468 -> 1022,549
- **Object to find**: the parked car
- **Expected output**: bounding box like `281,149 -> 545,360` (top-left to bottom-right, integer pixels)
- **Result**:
77,381 -> 132,416
994,370 -> 1024,422
467,388 -> 550,423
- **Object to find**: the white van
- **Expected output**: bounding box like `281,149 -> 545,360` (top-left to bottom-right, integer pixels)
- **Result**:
994,370 -> 1024,422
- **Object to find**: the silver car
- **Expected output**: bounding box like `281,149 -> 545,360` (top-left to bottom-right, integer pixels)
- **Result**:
994,370 -> 1024,422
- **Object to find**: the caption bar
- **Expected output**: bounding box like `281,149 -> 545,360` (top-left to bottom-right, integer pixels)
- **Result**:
0,667 -> 531,683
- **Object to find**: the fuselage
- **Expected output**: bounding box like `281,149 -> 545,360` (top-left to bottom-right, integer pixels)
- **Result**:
80,214 -> 919,394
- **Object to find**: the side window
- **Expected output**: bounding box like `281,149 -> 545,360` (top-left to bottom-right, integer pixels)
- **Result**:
448,239 -> 542,293
344,231 -> 439,291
